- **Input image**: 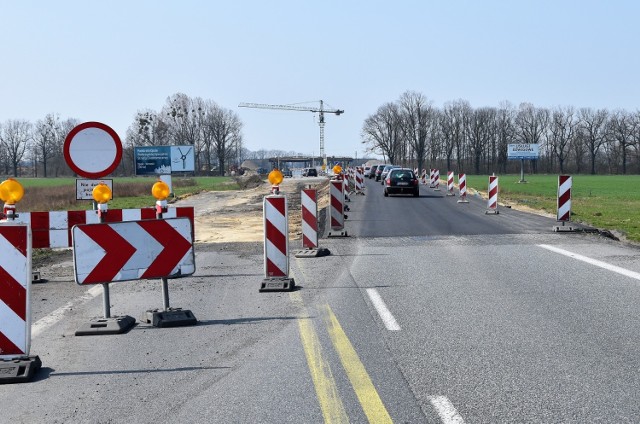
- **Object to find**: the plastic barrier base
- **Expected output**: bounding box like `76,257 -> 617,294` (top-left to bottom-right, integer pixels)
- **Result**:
553,225 -> 575,232
75,315 -> 136,336
328,231 -> 349,237
485,210 -> 499,215
260,277 -> 295,292
143,308 -> 197,328
0,356 -> 41,384
294,247 -> 331,258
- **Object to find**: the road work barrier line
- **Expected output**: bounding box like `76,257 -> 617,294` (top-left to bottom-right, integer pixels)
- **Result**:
428,396 -> 465,424
538,244 -> 640,281
290,292 -> 348,423
366,289 -> 401,331
322,304 -> 393,424
31,285 -> 102,338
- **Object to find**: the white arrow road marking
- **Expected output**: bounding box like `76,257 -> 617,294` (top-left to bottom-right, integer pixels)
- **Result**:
366,288 -> 401,331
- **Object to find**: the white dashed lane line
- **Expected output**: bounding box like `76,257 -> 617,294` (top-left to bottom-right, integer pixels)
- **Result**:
366,288 -> 401,331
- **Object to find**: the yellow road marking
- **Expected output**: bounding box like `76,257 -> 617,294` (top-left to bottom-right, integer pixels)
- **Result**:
322,304 -> 393,424
291,292 -> 349,423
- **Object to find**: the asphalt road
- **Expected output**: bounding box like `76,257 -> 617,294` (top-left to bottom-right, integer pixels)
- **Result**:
3,177 -> 640,423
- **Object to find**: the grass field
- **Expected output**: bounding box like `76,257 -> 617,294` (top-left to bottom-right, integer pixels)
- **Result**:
8,176 -> 240,212
465,174 -> 640,242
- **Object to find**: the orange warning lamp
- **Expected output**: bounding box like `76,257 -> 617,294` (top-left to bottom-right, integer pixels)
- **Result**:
268,169 -> 284,186
333,165 -> 342,175
92,182 -> 112,204
0,178 -> 25,205
152,181 -> 170,201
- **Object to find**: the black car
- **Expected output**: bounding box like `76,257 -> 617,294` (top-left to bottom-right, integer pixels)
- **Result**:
368,165 -> 379,179
374,164 -> 387,181
303,168 -> 318,177
384,168 -> 420,197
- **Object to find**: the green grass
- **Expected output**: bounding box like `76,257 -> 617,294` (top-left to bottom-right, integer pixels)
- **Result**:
465,174 -> 640,242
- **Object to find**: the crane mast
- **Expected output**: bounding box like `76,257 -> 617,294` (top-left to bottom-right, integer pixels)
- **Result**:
238,100 -> 343,166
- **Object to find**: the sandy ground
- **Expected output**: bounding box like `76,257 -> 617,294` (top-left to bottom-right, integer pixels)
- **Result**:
173,177 -> 330,243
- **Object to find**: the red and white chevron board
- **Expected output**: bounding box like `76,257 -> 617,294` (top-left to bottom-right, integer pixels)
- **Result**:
458,174 -> 467,197
487,175 -> 498,211
264,195 -> 289,277
330,180 -> 344,231
72,218 -> 194,285
12,207 -> 194,249
557,175 -> 572,222
447,171 -> 455,195
0,223 -> 32,359
301,189 -> 318,249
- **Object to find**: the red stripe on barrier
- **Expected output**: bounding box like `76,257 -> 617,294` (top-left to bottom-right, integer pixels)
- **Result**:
266,258 -> 285,277
302,207 -> 317,231
81,225 -> 137,283
30,211 -> 50,249
0,267 -> 27,320
0,331 -> 23,356
141,208 -> 157,220
0,226 -> 27,256
265,220 -> 287,256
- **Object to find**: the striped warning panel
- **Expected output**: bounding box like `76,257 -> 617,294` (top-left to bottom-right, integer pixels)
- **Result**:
0,223 -> 31,359
301,189 -> 318,249
557,175 -> 572,222
264,195 -> 289,277
330,180 -> 344,231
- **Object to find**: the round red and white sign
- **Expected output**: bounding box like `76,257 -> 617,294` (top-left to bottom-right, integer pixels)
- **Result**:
64,122 -> 122,179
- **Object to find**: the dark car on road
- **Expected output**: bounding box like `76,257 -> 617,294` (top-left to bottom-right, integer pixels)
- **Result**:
368,165 -> 380,179
384,168 -> 420,197
303,168 -> 318,177
374,164 -> 387,181
380,165 -> 400,184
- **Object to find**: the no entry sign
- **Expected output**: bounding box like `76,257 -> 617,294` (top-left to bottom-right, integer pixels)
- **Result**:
64,122 -> 122,178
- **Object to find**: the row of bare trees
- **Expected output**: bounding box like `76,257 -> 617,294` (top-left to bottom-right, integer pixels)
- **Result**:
0,93 -> 250,178
362,91 -> 640,175
126,93 -> 244,175
0,115 -> 80,178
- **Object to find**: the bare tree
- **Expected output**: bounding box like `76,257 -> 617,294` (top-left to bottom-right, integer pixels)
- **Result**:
33,113 -> 61,177
549,106 -> 578,174
495,101 -> 516,173
578,108 -> 608,174
126,109 -> 170,147
608,110 -> 634,174
0,119 -> 32,177
399,91 -> 433,171
466,107 -> 496,174
204,103 -> 243,176
361,102 -> 403,164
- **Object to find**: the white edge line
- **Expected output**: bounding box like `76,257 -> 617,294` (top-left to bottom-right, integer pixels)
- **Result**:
538,244 -> 640,281
31,285 -> 103,338
429,396 -> 465,424
366,288 -> 401,331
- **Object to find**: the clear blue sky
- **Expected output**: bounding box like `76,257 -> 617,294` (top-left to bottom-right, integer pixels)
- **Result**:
2,1 -> 638,158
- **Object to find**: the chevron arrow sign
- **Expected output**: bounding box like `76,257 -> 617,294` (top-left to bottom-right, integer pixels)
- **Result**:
72,218 -> 195,285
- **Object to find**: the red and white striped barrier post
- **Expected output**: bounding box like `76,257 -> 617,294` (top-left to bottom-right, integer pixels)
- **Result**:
355,167 -> 365,195
554,175 -> 574,232
301,188 -> 318,249
485,174 -> 499,214
262,193 -> 295,291
421,169 -> 427,185
433,169 -> 441,191
0,223 -> 41,383
447,171 -> 455,196
429,169 -> 436,188
457,173 -> 469,203
296,188 -> 331,257
328,179 -> 348,237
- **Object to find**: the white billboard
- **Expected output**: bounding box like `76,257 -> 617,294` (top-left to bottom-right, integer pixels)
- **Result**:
508,144 -> 539,159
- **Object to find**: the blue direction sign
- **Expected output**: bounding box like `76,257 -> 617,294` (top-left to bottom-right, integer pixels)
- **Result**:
134,146 -> 195,175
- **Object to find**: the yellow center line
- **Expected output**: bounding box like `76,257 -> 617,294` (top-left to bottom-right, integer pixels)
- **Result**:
291,291 -> 349,423
322,304 -> 393,424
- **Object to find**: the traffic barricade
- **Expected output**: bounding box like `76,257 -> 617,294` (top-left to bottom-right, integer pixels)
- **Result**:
486,174 -> 499,214
554,175 -> 574,232
295,188 -> 330,258
447,171 -> 455,196
457,173 -> 469,203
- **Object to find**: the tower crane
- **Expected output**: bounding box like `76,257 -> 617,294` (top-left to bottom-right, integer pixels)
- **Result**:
238,100 -> 344,167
